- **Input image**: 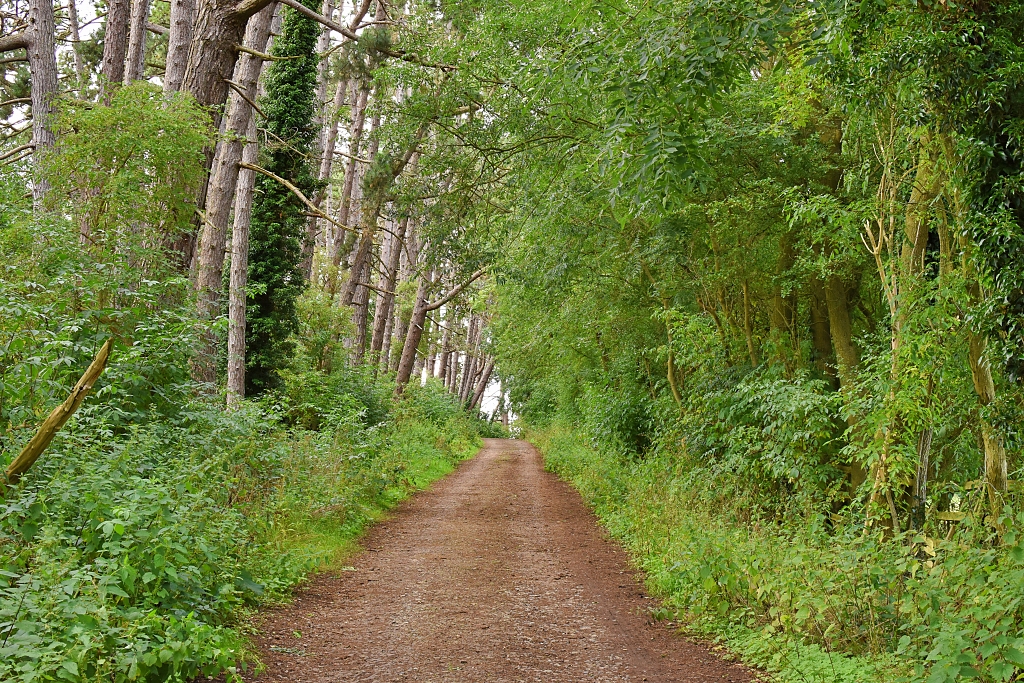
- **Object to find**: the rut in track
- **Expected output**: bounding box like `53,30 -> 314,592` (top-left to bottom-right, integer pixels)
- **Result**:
249,439 -> 756,683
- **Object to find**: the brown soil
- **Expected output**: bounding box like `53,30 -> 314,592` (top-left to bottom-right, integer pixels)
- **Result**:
247,438 -> 758,682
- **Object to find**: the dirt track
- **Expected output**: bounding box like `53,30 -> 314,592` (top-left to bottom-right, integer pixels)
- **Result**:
249,439 -> 756,682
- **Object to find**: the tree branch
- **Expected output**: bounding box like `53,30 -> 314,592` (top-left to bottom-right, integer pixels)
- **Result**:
234,43 -> 301,61
425,270 -> 486,312
0,32 -> 29,53
224,79 -> 266,118
0,143 -> 34,162
275,0 -> 455,70
240,161 -> 358,235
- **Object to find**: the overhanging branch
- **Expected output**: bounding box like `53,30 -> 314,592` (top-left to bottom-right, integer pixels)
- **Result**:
425,269 -> 486,312
240,161 -> 358,235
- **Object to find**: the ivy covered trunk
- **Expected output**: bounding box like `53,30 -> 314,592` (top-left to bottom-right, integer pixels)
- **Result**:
245,0 -> 320,394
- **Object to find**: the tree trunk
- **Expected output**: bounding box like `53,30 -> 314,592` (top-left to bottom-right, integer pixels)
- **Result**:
164,0 -> 197,92
471,357 -> 495,411
67,0 -> 86,88
370,216 -> 409,361
457,316 -> 478,401
768,232 -> 796,371
968,329 -> 1008,513
500,379 -> 509,428
181,0 -> 274,111
438,308 -> 453,379
381,302 -> 395,372
352,260 -> 371,363
824,275 -> 858,392
340,111 -> 383,306
101,0 -> 131,89
193,3 -> 274,383
303,77 -> 348,279
26,0 -> 57,202
390,307 -> 410,374
227,125 -> 258,408
448,351 -> 461,393
328,82 -> 369,272
824,273 -> 865,491
412,316 -> 428,381
808,275 -> 836,385
394,274 -> 432,394
124,0 -> 152,81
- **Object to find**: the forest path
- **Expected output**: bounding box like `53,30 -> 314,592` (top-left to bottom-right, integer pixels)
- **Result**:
248,439 -> 756,683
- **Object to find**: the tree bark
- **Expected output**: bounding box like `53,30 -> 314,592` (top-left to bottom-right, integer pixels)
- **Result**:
768,232 -> 795,371
340,110 -> 383,305
471,357 -> 495,411
351,259 -> 371,363
381,301 -> 395,372
808,275 -> 835,384
394,274 -> 432,394
328,82 -> 369,272
193,3 -> 274,383
101,0 -> 131,89
2,340 -> 112,493
67,0 -> 86,87
181,0 -> 274,111
412,316 -> 428,380
968,323 -> 1008,512
164,0 -> 197,92
227,125 -> 258,408
741,280 -> 759,367
438,308 -> 453,380
370,215 -> 409,362
303,77 -> 348,278
457,316 -> 478,401
25,0 -> 57,202
125,0 -> 152,81
824,276 -> 858,392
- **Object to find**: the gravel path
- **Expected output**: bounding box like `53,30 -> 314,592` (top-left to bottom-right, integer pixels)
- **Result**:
248,438 -> 756,682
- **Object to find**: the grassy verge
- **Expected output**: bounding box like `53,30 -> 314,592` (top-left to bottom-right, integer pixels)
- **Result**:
0,382 -> 487,683
529,423 -> 1024,683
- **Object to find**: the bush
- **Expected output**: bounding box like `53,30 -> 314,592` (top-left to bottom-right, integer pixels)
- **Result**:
534,423 -> 1024,683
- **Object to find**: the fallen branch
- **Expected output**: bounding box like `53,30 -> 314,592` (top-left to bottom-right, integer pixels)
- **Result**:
2,340 -> 113,493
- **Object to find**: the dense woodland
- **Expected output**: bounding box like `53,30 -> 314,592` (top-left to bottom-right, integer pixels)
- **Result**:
1,0 -> 1024,680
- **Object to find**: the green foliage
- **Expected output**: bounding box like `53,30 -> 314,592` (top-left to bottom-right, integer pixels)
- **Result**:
536,424 -> 1024,682
246,3 -> 322,395
42,83 -> 211,256
0,369 -> 483,682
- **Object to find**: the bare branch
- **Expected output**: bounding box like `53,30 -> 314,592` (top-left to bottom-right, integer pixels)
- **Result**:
0,32 -> 29,53
425,269 -> 486,312
275,0 -> 455,71
224,79 -> 266,118
240,161 -> 358,235
234,43 -> 301,61
0,143 -> 34,162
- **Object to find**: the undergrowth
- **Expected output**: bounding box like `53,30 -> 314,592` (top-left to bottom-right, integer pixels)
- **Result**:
0,379 -> 485,682
532,423 -> 1024,683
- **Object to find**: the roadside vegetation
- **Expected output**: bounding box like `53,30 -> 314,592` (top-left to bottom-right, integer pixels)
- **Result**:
3,0 -> 1024,681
